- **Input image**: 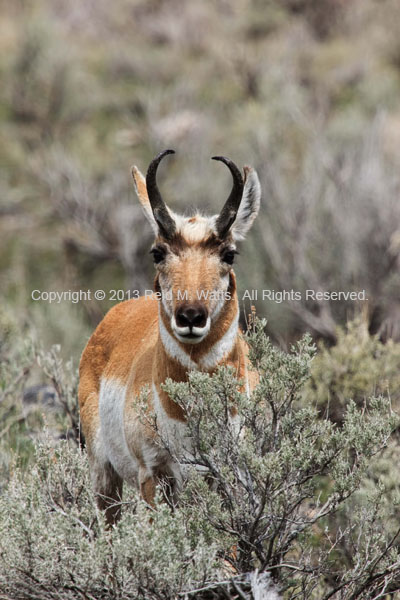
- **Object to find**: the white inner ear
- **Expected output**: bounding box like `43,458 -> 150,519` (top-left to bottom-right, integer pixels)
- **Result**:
140,204 -> 160,236
131,166 -> 159,235
231,168 -> 261,241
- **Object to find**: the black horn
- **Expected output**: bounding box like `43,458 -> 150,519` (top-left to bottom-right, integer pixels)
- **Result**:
146,149 -> 176,240
212,156 -> 244,239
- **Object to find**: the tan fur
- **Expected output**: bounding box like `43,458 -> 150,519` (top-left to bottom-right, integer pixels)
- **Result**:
79,163 -> 260,524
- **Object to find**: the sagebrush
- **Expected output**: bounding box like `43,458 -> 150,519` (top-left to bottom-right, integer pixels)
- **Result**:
0,320 -> 399,599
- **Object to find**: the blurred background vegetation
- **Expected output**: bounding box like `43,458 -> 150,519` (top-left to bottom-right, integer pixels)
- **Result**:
0,0 -> 399,475
2,0 -> 400,352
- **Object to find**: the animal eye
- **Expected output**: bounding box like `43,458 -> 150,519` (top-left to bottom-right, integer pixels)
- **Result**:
221,250 -> 237,265
150,247 -> 166,264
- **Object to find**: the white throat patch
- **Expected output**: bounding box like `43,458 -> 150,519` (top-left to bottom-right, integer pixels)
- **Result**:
159,308 -> 239,371
198,311 -> 239,370
159,317 -> 198,370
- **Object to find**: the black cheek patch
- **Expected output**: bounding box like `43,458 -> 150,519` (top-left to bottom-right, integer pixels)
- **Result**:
154,276 -> 162,295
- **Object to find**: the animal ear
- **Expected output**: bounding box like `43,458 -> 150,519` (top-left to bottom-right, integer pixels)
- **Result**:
131,165 -> 159,235
231,166 -> 261,241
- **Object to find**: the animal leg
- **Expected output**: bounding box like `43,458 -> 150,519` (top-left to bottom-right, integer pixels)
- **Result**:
92,458 -> 123,527
139,467 -> 156,507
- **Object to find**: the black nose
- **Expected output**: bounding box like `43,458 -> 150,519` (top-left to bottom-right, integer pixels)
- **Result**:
175,304 -> 208,329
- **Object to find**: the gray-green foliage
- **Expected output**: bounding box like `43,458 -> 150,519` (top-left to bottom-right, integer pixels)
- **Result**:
0,304 -> 81,483
162,321 -> 399,598
303,316 -> 400,422
0,320 -> 399,599
0,306 -> 37,480
0,440 -> 217,600
36,343 -> 81,444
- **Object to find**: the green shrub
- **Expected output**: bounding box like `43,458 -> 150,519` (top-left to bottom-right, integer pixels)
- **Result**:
0,440 -> 218,600
303,316 -> 400,422
0,306 -> 81,483
0,320 -> 399,599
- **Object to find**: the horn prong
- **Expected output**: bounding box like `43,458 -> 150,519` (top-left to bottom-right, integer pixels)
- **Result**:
212,156 -> 244,239
146,149 -> 176,239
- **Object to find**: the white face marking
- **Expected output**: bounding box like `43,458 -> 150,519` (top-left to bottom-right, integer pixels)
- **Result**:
159,306 -> 239,371
98,378 -> 139,484
173,213 -> 217,242
171,314 -> 211,344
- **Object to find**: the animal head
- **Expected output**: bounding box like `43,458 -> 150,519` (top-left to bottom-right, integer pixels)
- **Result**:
131,149 -> 261,345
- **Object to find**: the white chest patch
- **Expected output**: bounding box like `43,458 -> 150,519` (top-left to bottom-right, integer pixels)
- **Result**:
98,378 -> 139,483
152,383 -> 193,460
152,383 -> 210,480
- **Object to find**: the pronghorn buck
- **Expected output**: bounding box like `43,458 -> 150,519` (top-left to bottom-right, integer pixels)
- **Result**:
78,149 -> 261,524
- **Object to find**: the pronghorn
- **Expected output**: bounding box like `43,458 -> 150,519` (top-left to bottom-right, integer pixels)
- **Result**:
78,150 -> 261,524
